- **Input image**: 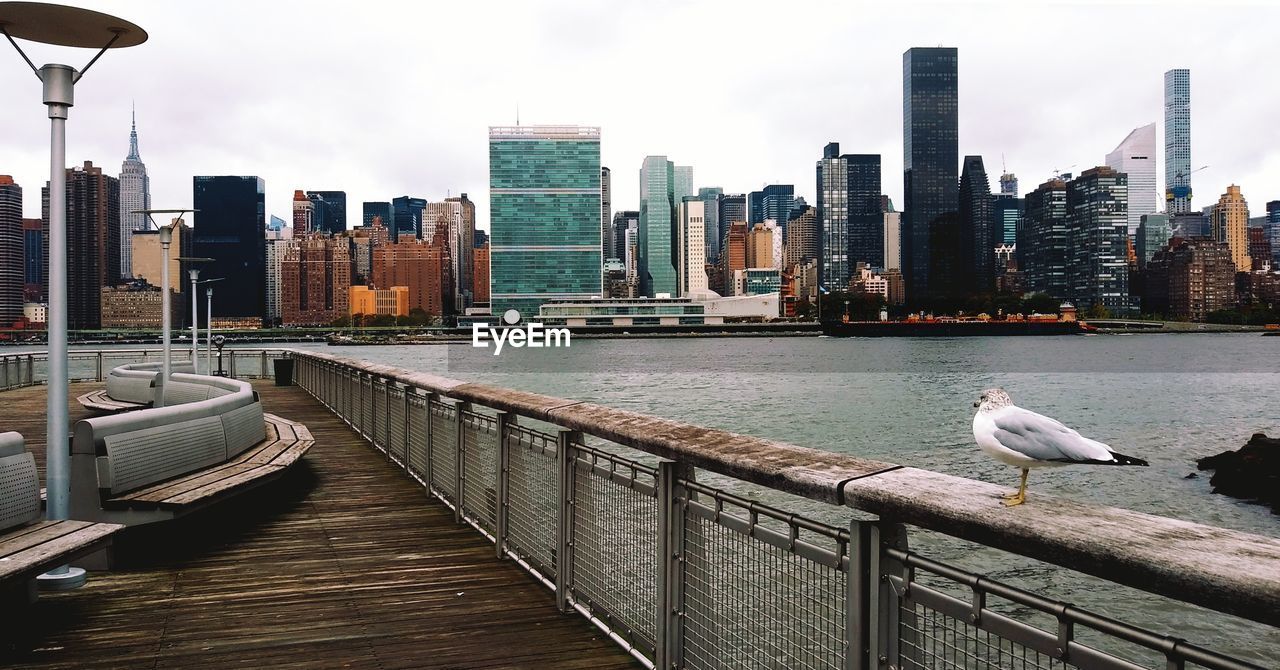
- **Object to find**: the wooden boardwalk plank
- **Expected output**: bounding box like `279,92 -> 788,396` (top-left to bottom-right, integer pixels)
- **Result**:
0,381 -> 640,669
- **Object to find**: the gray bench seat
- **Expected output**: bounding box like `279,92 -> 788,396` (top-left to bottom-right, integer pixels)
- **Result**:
102,413 -> 313,513
0,432 -> 122,595
77,360 -> 197,412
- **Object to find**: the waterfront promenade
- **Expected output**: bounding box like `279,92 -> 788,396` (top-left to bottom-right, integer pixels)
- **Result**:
0,381 -> 637,669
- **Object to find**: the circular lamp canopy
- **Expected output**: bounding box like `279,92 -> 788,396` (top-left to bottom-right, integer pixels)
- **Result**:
0,2 -> 147,48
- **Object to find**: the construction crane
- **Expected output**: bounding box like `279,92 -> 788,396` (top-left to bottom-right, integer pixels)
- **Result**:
1165,165 -> 1210,204
1050,164 -> 1077,181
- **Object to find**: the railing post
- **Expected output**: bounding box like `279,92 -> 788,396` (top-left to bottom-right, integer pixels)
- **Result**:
229,351 -> 237,378
261,350 -> 267,378
26,354 -> 34,385
656,460 -> 688,670
403,384 -> 412,465
555,429 -> 579,613
868,520 -> 909,670
454,401 -> 470,524
494,411 -> 512,560
846,520 -> 873,670
424,392 -> 437,494
95,351 -> 103,382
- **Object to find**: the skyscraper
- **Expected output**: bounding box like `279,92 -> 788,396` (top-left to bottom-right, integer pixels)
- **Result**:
1268,201 -> 1280,267
391,196 -> 427,242
678,197 -> 707,296
193,176 -> 266,323
639,156 -> 678,297
758,185 -> 795,233
903,47 -> 960,302
23,218 -> 45,303
1212,185 -> 1250,272
601,167 -> 612,266
363,201 -> 393,229
489,125 -> 601,316
43,162 -> 121,330
959,156 -> 994,293
306,191 -> 347,235
264,226 -> 294,327
999,173 -> 1018,197
1067,167 -> 1130,314
698,187 -> 723,264
1106,123 -> 1157,237
718,194 -> 746,244
783,206 -> 818,271
0,176 -> 22,325
1135,214 -> 1171,270
817,143 -> 847,290
292,190 -> 313,233
845,157 -> 882,269
611,210 -> 638,263
281,234 -> 351,326
425,193 -> 476,310
118,109 -> 150,279
1164,69 -> 1192,214
1020,178 -> 1069,300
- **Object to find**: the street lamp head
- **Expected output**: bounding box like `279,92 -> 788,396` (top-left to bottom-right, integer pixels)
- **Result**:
158,225 -> 172,245
0,2 -> 147,48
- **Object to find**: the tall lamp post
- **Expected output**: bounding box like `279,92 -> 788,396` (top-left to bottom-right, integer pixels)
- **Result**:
196,277 -> 223,373
136,210 -> 194,407
1,2 -> 146,591
181,257 -> 215,372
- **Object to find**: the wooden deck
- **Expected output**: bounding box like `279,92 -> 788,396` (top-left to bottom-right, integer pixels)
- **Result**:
0,381 -> 640,669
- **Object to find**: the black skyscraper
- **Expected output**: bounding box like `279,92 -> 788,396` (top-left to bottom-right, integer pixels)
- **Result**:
193,176 -> 266,321
903,47 -> 959,303
306,190 -> 347,234
959,156 -> 994,293
719,194 -> 747,244
846,155 -> 883,268
363,201 -> 392,229
391,196 -> 427,242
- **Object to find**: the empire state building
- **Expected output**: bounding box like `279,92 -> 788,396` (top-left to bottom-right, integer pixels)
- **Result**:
119,108 -> 151,279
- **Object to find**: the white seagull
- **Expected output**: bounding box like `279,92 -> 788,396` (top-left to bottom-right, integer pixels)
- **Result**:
972,388 -> 1148,506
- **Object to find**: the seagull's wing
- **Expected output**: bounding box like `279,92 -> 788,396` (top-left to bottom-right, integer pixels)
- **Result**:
989,406 -> 1115,463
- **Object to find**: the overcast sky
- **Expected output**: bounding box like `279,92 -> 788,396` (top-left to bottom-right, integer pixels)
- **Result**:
2,0 -> 1277,229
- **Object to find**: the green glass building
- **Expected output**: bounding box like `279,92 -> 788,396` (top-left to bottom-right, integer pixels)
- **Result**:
489,126 -> 602,318
639,156 -> 693,298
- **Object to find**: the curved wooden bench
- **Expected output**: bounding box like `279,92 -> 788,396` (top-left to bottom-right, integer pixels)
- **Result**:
77,361 -> 196,412
77,388 -> 145,413
0,432 -> 122,603
102,413 -> 313,513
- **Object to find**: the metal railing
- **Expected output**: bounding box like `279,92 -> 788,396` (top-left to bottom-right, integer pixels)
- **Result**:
0,348 -> 291,390
289,351 -> 1277,670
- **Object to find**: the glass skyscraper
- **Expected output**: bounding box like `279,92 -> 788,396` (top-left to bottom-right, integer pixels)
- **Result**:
193,176 -> 266,321
362,201 -> 392,229
1164,69 -> 1191,214
817,144 -> 883,290
307,190 -> 347,234
489,126 -> 602,317
903,47 -> 959,302
1106,123 -> 1157,237
391,196 -> 426,242
759,184 -> 795,233
698,187 -> 723,265
639,156 -> 678,298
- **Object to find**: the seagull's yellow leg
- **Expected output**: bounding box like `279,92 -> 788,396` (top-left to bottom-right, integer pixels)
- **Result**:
1003,468 -> 1028,506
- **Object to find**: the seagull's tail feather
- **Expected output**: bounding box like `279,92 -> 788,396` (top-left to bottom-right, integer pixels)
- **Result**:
1106,451 -> 1148,466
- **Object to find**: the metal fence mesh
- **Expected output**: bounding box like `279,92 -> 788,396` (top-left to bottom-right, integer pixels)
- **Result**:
429,399 -> 458,501
461,411 -> 499,533
570,450 -> 659,656
899,602 -> 1071,670
407,394 -> 429,479
389,386 -> 407,464
681,510 -> 846,670
504,424 -> 558,579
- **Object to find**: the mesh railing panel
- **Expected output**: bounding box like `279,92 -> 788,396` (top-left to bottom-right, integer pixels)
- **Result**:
681,510 -> 846,670
407,394 -> 429,479
505,424 -> 558,579
372,380 -> 387,450
899,603 -> 1070,670
461,411 -> 499,533
570,449 -> 659,657
429,399 -> 458,501
389,387 -> 407,463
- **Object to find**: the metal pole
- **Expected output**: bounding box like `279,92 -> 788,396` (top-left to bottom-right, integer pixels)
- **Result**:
189,269 -> 199,372
206,288 -> 213,373
38,62 -> 85,590
157,230 -> 171,407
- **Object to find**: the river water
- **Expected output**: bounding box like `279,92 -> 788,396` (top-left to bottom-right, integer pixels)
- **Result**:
312,334 -> 1280,664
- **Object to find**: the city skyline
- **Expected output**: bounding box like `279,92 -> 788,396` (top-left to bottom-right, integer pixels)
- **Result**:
1,2 -> 1275,232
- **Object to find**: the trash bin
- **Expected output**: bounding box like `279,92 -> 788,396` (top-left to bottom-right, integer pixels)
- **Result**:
273,358 -> 294,386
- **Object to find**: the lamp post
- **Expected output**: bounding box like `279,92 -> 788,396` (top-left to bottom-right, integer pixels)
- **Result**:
136,211 -> 194,405
195,277 -> 223,373
180,257 -> 215,372
1,1 -> 146,591
206,287 -> 214,373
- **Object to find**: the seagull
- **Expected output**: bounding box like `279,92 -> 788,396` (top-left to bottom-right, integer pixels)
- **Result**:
972,388 -> 1148,506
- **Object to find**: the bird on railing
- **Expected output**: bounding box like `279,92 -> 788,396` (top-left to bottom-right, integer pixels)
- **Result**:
972,388 -> 1148,506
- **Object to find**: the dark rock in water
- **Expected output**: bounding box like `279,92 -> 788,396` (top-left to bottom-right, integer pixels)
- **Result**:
1197,433 -> 1280,514
1183,472 -> 1198,479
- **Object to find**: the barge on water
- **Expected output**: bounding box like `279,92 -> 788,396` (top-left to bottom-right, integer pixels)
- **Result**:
821,319 -> 1092,337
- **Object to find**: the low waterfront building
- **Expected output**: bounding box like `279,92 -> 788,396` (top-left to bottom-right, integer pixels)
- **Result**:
536,292 -> 779,327
735,268 -> 781,296
23,302 -> 46,325
350,285 -> 409,317
100,280 -> 181,329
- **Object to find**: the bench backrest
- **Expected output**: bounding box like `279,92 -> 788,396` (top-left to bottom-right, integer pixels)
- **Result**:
106,361 -> 196,404
0,432 -> 41,532
74,374 -> 265,496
